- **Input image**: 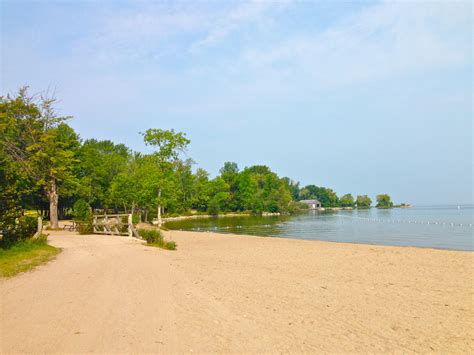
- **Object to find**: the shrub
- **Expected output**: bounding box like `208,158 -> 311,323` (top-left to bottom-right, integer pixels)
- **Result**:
77,220 -> 93,234
72,199 -> 92,221
0,216 -> 38,248
72,199 -> 93,234
132,213 -> 140,224
287,201 -> 309,214
207,198 -> 220,216
163,240 -> 177,250
139,228 -> 163,244
137,228 -> 177,250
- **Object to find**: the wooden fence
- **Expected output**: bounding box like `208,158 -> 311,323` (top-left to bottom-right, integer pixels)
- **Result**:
92,214 -> 140,238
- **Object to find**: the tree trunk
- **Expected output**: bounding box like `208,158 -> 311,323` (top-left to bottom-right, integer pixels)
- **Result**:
48,178 -> 59,229
157,188 -> 162,226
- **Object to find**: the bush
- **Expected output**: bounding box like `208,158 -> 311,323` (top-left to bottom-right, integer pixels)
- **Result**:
139,228 -> 163,244
77,220 -> 93,234
207,198 -> 220,216
132,213 -> 140,224
72,199 -> 92,221
0,216 -> 38,248
72,199 -> 93,234
163,240 -> 177,250
287,201 -> 309,214
137,228 -> 177,250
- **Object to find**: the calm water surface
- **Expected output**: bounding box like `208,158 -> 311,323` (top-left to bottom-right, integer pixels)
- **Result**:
165,205 -> 473,251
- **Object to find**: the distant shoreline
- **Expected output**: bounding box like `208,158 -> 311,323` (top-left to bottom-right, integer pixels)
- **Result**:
160,212 -> 280,224
160,205 -> 413,223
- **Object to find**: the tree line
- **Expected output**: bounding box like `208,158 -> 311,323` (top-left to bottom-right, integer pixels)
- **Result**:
0,88 -> 394,234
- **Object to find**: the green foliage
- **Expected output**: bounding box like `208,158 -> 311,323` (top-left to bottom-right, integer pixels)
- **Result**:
376,194 -> 393,208
282,177 -> 300,201
356,195 -> 372,208
0,87 -> 79,228
132,214 -> 140,224
0,216 -> 38,248
339,193 -> 355,207
141,128 -> 190,162
0,161 -> 24,236
233,165 -> 292,214
299,185 -> 339,207
72,199 -> 92,221
138,228 -> 163,244
207,197 -> 221,216
287,201 -> 309,214
137,228 -> 177,250
1,86 -> 392,228
71,199 -> 93,234
0,236 -> 59,277
77,139 -> 130,207
77,220 -> 93,234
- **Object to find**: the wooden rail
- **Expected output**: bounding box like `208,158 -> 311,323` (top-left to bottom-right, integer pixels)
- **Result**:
92,214 -> 140,238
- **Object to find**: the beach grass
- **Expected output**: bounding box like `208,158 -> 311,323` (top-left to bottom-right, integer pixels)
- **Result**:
138,228 -> 177,250
0,238 -> 60,278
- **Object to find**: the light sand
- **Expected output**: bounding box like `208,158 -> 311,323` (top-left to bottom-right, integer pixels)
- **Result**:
1,230 -> 473,353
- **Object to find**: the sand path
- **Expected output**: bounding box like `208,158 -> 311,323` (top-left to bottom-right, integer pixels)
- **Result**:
1,230 -> 473,353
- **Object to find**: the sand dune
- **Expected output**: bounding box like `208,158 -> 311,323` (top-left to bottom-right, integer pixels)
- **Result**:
1,230 -> 473,353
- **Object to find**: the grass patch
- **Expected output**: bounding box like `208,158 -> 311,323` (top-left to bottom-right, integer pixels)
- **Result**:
138,228 -> 177,250
0,238 -> 60,278
148,240 -> 177,250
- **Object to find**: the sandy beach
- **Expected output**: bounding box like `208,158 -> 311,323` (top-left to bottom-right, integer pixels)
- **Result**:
1,230 -> 473,353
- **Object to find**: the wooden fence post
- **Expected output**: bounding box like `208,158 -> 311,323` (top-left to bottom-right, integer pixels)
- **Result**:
128,214 -> 132,237
93,216 -> 98,233
34,217 -> 43,239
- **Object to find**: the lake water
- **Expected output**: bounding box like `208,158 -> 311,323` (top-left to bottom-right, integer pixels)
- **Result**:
165,205 -> 473,251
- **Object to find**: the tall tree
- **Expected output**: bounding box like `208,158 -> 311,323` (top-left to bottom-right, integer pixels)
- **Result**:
77,139 -> 130,208
141,128 -> 190,224
0,88 -> 79,228
356,195 -> 372,208
339,193 -> 355,207
376,194 -> 393,208
299,185 -> 339,207
191,168 -> 211,211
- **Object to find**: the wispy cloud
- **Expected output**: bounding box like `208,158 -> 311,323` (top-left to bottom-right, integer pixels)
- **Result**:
238,1 -> 471,88
191,0 -> 291,50
2,0 -> 471,203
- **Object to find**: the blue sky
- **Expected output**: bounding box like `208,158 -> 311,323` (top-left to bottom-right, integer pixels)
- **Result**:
1,0 -> 472,205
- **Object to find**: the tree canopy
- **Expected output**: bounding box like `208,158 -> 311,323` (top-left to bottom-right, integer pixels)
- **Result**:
1,87 -> 395,235
376,194 -> 393,208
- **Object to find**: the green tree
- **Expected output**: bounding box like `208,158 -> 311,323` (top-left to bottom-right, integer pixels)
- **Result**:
0,88 -> 79,228
72,199 -> 92,221
219,162 -> 239,210
0,156 -> 25,236
356,195 -> 372,208
141,128 -> 190,224
339,193 -> 355,207
77,139 -> 130,208
207,177 -> 230,215
282,177 -> 300,201
174,159 -> 195,213
109,171 -> 137,213
376,194 -> 393,208
235,166 -> 291,213
299,185 -> 339,207
191,168 -> 212,212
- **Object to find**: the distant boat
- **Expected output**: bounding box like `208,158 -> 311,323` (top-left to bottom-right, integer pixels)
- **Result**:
457,205 -> 461,209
